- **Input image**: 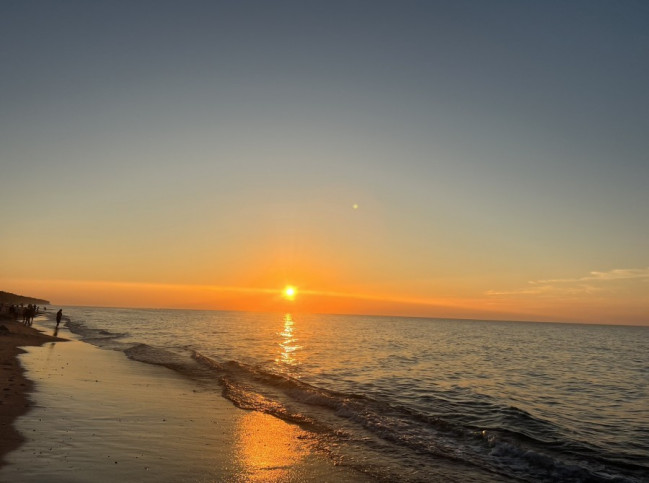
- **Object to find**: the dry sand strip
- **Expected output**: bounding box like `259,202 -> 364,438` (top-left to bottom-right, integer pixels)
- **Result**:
0,316 -> 65,465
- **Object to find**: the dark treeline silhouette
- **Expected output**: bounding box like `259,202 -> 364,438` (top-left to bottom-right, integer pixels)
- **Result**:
0,290 -> 50,306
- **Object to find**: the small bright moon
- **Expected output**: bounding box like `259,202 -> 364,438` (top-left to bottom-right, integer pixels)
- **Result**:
283,286 -> 296,300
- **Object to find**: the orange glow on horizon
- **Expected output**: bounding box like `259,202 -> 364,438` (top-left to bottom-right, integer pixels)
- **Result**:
2,276 -> 647,325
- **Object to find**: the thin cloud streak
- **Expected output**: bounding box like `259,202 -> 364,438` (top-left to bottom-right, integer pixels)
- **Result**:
531,268 -> 649,285
486,267 -> 649,297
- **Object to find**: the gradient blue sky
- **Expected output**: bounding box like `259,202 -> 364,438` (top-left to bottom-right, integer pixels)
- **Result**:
2,1 -> 648,324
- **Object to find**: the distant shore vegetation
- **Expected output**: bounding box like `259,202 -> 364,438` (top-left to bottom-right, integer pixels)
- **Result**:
0,290 -> 50,306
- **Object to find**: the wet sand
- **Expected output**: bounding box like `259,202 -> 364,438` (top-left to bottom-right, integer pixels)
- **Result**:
0,316 -> 64,465
0,318 -> 369,482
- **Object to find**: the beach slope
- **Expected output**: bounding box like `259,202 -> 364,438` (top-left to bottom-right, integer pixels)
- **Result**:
0,317 -> 64,465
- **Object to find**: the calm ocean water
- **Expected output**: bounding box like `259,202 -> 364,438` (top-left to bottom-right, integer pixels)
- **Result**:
57,307 -> 648,482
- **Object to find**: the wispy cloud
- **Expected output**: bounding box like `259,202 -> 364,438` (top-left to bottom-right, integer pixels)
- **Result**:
486,267 -> 649,297
531,267 -> 649,285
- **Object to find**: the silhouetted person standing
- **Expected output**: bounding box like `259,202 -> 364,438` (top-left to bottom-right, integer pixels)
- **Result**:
56,309 -> 63,327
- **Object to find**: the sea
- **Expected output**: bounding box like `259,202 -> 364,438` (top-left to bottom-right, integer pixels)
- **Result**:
55,307 -> 648,482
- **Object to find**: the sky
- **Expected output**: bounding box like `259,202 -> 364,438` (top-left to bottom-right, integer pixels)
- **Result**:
1,0 -> 648,325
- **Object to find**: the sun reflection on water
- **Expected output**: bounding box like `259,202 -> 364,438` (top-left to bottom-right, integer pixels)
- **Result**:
276,313 -> 302,370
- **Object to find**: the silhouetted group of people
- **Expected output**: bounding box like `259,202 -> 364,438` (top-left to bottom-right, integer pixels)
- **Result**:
23,304 -> 40,325
0,303 -> 41,326
0,303 -> 63,330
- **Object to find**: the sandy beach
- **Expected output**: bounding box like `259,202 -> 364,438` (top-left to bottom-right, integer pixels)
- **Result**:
0,316 -> 369,482
0,315 -> 63,465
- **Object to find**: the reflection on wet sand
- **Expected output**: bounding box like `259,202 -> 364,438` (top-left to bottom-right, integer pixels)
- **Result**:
235,411 -> 315,482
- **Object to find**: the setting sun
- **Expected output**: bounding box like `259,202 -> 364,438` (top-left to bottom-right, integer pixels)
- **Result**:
283,286 -> 296,300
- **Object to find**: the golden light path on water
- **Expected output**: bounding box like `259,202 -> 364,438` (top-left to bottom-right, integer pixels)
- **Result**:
233,313 -> 320,482
277,313 -> 301,369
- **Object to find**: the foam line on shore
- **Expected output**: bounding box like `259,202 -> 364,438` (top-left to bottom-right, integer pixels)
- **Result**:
0,319 -> 369,482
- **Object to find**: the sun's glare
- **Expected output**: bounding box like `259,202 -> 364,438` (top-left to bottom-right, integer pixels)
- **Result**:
283,286 -> 296,300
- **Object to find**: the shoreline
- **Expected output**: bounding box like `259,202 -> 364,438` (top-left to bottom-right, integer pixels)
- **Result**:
0,314 -> 65,466
0,314 -> 370,481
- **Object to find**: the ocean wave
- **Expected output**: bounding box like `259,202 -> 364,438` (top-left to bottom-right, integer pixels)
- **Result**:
68,335 -> 648,483
485,434 -> 642,483
62,312 -> 649,483
124,343 -> 197,372
190,351 -> 649,482
190,353 -> 528,471
65,319 -> 129,347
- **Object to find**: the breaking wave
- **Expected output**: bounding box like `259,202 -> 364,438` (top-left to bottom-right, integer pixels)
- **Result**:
62,310 -> 649,483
